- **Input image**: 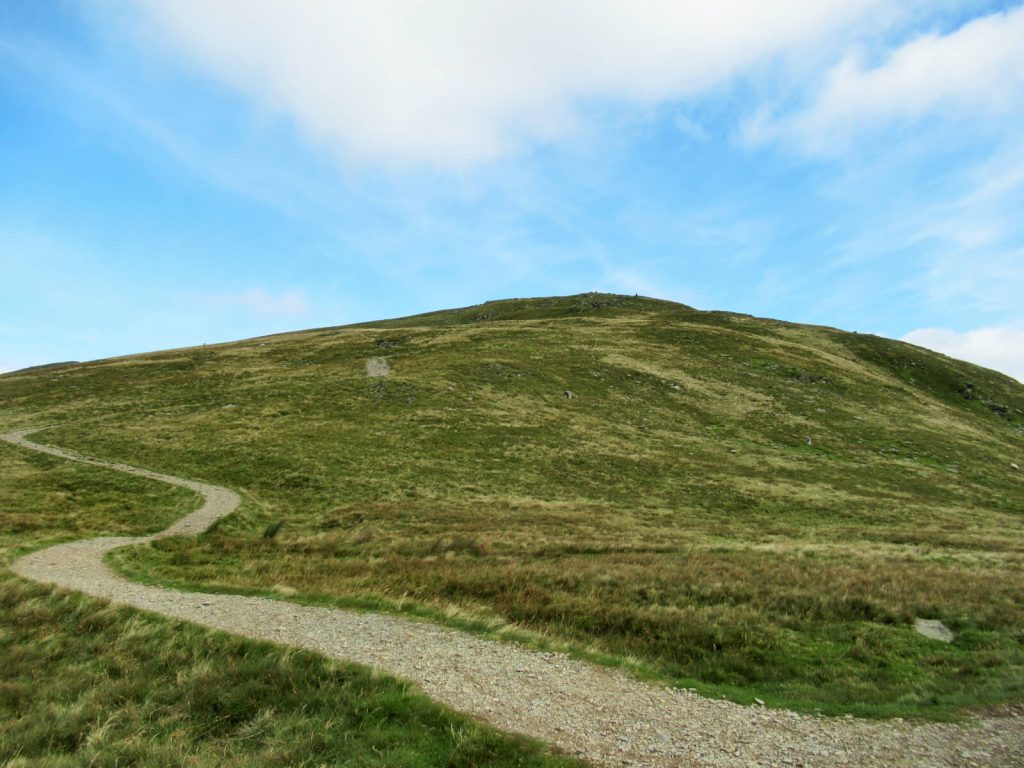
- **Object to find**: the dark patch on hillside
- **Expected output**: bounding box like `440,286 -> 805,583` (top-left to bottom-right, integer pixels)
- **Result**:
353,292 -> 686,328
834,332 -> 1024,425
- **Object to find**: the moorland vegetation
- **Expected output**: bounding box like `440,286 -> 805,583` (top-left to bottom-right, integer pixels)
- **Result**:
2,293 -> 1022,724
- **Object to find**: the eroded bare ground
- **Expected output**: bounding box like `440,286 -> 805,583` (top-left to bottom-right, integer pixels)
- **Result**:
5,428 -> 1022,768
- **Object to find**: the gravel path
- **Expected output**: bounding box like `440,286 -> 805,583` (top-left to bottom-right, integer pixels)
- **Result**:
5,427 -> 1022,767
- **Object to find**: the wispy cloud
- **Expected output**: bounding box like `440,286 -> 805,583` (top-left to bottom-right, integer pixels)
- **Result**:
0,30 -> 363,229
920,247 -> 1024,316
901,326 -> 1024,383
748,5 -> 1024,152
855,142 -> 1024,318
207,288 -> 310,316
673,113 -> 710,142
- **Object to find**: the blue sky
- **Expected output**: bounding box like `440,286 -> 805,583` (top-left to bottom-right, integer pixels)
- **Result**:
2,1 -> 1023,380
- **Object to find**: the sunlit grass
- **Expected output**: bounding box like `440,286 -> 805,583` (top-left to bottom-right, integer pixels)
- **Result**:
4,293 -> 1023,720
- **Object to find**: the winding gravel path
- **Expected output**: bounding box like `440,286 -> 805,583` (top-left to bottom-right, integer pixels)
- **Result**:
5,427 -> 1022,767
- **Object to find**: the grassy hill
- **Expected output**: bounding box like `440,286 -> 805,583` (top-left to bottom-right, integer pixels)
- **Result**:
3,292 -> 1023,720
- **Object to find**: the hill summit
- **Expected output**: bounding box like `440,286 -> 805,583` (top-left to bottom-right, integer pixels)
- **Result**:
2,293 -> 1022,717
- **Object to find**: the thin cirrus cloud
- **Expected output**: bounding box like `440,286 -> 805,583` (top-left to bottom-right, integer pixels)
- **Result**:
902,327 -> 1024,384
129,0 -> 890,168
749,5 -> 1024,152
207,288 -> 310,316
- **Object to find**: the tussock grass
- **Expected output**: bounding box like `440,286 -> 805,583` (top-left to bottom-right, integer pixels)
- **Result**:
3,292 -> 1023,719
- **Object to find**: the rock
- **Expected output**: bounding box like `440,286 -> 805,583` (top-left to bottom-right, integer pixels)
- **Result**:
366,357 -> 391,378
915,618 -> 955,643
986,400 -> 1011,418
563,390 -> 575,399
795,372 -> 830,384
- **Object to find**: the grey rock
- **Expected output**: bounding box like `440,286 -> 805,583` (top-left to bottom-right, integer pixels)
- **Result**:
915,618 -> 955,643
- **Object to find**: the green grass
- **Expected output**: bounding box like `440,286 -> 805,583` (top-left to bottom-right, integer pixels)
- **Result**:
3,292 -> 1023,721
0,443 -> 579,767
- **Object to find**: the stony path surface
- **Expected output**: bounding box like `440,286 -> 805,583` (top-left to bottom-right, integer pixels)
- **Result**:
5,427 -> 1023,767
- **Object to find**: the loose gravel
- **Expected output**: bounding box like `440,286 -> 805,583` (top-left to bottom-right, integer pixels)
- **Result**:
5,427 -> 1022,767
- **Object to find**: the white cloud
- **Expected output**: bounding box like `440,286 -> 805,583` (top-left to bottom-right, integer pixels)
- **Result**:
131,0 -> 887,167
901,326 -> 1024,383
207,288 -> 309,316
673,114 -> 710,142
760,6 -> 1024,151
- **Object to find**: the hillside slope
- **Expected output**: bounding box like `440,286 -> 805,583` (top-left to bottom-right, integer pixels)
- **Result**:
2,293 -> 1022,717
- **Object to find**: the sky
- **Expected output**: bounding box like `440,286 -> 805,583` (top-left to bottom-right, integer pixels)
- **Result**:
1,1 -> 1023,381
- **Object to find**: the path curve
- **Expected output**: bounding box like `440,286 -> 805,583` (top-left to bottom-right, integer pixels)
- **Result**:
5,428 -> 1022,767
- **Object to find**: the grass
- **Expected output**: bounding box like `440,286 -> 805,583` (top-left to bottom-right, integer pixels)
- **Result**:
0,443 -> 580,767
2,292 -> 1023,721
